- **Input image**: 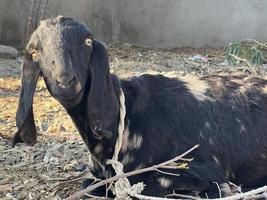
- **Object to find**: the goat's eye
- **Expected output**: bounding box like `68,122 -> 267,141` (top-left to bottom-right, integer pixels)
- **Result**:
85,38 -> 93,47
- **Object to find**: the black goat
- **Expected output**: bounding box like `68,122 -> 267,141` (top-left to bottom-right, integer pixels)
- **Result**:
13,16 -> 267,198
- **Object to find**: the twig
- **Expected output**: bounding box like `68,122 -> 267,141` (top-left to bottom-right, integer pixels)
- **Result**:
35,183 -> 62,199
229,54 -> 251,65
84,193 -> 113,200
135,193 -> 184,200
63,144 -> 199,200
39,0 -> 48,21
10,161 -> 36,168
159,164 -> 188,170
35,172 -> 92,199
229,54 -> 256,74
166,191 -> 200,200
155,169 -> 180,177
210,186 -> 267,200
24,0 -> 36,44
244,192 -> 267,200
229,182 -> 242,194
164,185 -> 267,200
44,171 -> 91,182
178,157 -> 194,162
242,39 -> 267,49
213,182 -> 222,198
105,182 -> 113,198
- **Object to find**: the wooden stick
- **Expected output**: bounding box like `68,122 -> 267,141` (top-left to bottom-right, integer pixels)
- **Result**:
162,186 -> 267,200
135,193 -> 182,200
62,143 -> 267,200
211,186 -> 267,200
242,39 -> 267,49
39,0 -> 48,21
63,144 -> 199,200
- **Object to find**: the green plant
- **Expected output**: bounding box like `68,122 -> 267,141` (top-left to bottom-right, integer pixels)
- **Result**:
226,39 -> 267,65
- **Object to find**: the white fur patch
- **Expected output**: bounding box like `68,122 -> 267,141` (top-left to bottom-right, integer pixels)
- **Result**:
262,85 -> 267,94
140,73 -> 209,100
141,71 -> 180,78
231,78 -> 247,93
121,153 -> 134,166
209,138 -> 215,145
240,125 -> 247,134
235,117 -> 241,123
256,138 -> 260,144
205,121 -> 211,129
225,167 -> 236,179
199,131 -> 204,138
134,163 -> 145,170
94,144 -> 103,154
260,154 -> 266,159
120,125 -> 130,153
129,134 -> 143,150
158,178 -> 172,188
212,155 -> 220,166
121,130 -> 143,152
180,75 -> 209,101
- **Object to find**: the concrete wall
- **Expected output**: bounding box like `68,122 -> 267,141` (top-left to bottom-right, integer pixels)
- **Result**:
0,0 -> 29,47
1,0 -> 267,48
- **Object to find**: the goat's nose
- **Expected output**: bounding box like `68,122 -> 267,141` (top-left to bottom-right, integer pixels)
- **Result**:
55,73 -> 76,88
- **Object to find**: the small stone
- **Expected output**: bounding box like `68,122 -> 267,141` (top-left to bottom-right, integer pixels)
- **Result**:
0,45 -> 19,59
74,163 -> 87,172
16,57 -> 23,63
51,143 -> 64,153
29,193 -> 33,200
41,122 -> 49,132
6,193 -> 14,198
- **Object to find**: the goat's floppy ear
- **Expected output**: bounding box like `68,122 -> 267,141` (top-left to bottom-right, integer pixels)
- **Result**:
12,53 -> 41,147
87,41 -> 119,139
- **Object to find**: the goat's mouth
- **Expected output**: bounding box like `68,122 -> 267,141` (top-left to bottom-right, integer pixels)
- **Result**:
52,88 -> 83,108
56,93 -> 83,108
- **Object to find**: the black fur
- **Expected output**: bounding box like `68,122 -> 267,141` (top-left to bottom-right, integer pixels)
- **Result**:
13,16 -> 267,198
13,53 -> 40,146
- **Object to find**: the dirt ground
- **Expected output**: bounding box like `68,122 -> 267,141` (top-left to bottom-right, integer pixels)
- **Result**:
1,45 -> 267,200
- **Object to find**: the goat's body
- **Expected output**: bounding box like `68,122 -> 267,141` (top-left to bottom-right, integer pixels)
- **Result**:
116,74 -> 267,196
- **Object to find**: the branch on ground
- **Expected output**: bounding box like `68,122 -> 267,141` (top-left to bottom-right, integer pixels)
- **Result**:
63,144 -> 199,200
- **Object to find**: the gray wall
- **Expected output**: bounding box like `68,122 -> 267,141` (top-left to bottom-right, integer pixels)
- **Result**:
0,0 -> 29,47
1,0 -> 267,48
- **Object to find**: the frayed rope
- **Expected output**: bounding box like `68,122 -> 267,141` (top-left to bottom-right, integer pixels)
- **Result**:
106,89 -> 144,200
